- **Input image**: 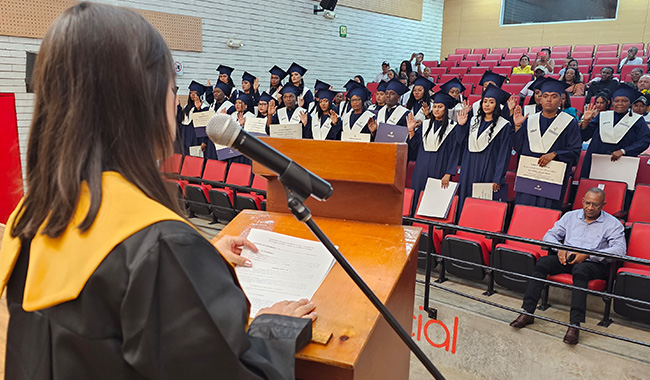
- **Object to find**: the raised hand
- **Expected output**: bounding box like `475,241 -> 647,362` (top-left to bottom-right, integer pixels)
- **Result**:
299,110 -> 308,126
237,113 -> 246,126
422,102 -> 431,117
206,79 -> 211,86
512,105 -> 529,131
583,102 -> 598,122
406,113 -> 418,132
368,117 -> 377,133
268,100 -> 277,115
457,106 -> 469,125
253,77 -> 260,91
329,109 -> 339,125
507,94 -> 518,113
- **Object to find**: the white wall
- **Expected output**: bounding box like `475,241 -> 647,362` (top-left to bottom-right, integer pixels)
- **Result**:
0,0 -> 444,181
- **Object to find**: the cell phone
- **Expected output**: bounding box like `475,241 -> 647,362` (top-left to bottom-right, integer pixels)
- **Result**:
539,52 -> 547,57
567,253 -> 576,263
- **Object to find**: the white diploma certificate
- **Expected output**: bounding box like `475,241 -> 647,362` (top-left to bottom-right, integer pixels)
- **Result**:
191,110 -> 216,127
515,155 -> 567,200
235,229 -> 336,317
341,131 -> 371,142
472,183 -> 494,200
416,178 -> 458,219
589,153 -> 640,190
269,123 -> 302,139
188,145 -> 203,158
244,118 -> 268,134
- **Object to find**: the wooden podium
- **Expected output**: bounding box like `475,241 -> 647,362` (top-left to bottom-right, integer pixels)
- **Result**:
214,139 -> 421,380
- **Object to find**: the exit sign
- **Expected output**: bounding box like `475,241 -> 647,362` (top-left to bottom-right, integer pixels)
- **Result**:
339,25 -> 347,38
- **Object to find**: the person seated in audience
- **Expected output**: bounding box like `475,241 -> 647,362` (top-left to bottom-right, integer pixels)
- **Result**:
407,76 -> 433,124
512,78 -> 582,210
309,89 -> 341,140
373,61 -> 391,83
631,96 -> 650,126
579,84 -> 650,177
410,52 -> 425,75
215,64 -> 237,99
558,55 -> 573,72
256,92 -> 273,119
638,74 -> 650,100
408,71 -> 418,87
618,46 -> 644,73
561,91 -> 579,120
560,67 -> 585,96
625,67 -> 644,90
399,60 -> 413,81
422,66 -> 435,83
585,66 -> 618,103
354,75 -> 365,86
240,71 -> 260,106
266,84 -> 311,138
519,66 -> 548,102
387,69 -> 397,81
407,92 -> 466,212
532,48 -> 555,73
206,80 -> 235,114
341,83 -> 376,140
558,59 -> 582,80
286,62 -> 313,110
457,84 -> 515,211
510,187 -> 626,345
368,80 -> 387,111
399,73 -> 411,105
268,65 -> 286,103
512,54 -> 533,74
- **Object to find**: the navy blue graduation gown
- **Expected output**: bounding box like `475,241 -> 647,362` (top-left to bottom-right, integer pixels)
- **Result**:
580,111 -> 650,177
310,114 -> 342,140
512,113 -> 581,209
457,118 -> 513,211
299,88 -> 314,110
407,119 -> 463,210
382,106 -> 414,160
348,111 -> 375,141
270,107 -> 312,138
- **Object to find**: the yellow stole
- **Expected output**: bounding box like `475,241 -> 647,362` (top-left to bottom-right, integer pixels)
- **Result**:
0,172 -> 195,311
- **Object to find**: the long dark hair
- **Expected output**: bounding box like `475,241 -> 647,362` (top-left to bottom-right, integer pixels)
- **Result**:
472,98 -> 503,142
183,91 -> 203,117
354,75 -> 366,86
561,67 -> 582,84
424,107 -> 450,142
316,99 -> 332,118
399,60 -> 412,77
561,90 -> 572,109
406,87 -> 431,110
12,2 -> 183,239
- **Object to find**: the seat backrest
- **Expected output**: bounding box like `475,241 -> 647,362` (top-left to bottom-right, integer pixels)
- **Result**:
620,65 -> 646,78
405,160 -> 416,188
625,222 -> 650,270
573,45 -> 595,54
571,96 -> 585,115
552,45 -> 572,52
456,198 -> 508,250
473,48 -> 490,56
510,47 -> 528,54
594,51 -> 618,59
455,48 -> 471,55
422,60 -> 439,68
595,57 -> 619,65
469,66 -> 489,75
573,178 -> 627,214
636,156 -> 650,186
491,66 -> 513,77
403,188 -> 415,217
440,60 -> 457,68
505,205 -> 561,256
509,74 -> 533,83
447,54 -> 465,62
502,83 -> 525,95
627,185 -> 650,224
465,53 -> 483,61
491,48 -> 509,56
225,163 -> 252,187
504,171 -> 517,201
179,156 -> 204,178
161,153 -> 183,174
367,82 -> 379,92
202,159 -> 227,182
480,60 -> 499,68
462,74 -> 482,87
250,175 -> 268,191
530,46 -> 548,54
621,43 -> 644,54
414,194 -> 458,225
499,59 -> 519,67
597,43 -> 619,52
485,53 -> 503,61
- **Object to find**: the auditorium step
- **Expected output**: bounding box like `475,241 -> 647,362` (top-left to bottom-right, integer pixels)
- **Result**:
408,272 -> 650,380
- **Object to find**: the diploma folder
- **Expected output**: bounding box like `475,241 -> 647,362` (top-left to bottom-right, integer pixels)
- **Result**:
375,123 -> 409,143
416,178 -> 459,219
514,155 -> 567,200
472,182 -> 508,202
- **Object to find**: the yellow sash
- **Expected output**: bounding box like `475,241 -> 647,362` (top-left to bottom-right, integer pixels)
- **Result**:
0,172 -> 192,311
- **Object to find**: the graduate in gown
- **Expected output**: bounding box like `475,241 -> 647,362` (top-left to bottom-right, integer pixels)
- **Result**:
368,80 -> 387,112
268,65 -> 287,104
267,83 -> 311,138
287,62 -> 314,110
215,64 -> 237,100
309,89 -> 342,140
457,84 -> 515,211
441,78 -> 467,123
206,81 -> 236,114
1,4 -> 315,379
471,71 -> 508,116
341,82 -> 377,141
579,84 -> 650,177
407,92 -> 465,212
308,79 -> 332,114
240,71 -> 261,106
378,78 -> 413,158
180,80 -> 210,155
512,78 -> 582,209
256,91 -> 273,119
406,75 -> 433,124
523,76 -> 546,116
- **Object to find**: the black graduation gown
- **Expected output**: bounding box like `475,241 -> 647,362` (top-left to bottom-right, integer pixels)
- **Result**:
6,221 -> 311,380
512,113 -> 582,209
270,107 -> 312,138
580,111 -> 650,177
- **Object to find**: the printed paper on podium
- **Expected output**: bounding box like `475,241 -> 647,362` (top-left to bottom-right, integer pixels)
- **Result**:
514,155 -> 566,200
341,131 -> 371,142
416,178 -> 458,218
472,182 -> 508,202
375,123 -> 408,143
235,229 -> 336,317
244,117 -> 268,135
191,110 -> 216,127
269,123 -> 302,139
589,153 -> 640,190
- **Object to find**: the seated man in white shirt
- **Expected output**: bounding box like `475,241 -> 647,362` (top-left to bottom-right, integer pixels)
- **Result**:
373,61 -> 391,83
509,188 -> 626,345
618,47 -> 644,72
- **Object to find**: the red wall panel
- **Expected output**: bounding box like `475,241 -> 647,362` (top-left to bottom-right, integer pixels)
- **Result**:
0,93 -> 24,224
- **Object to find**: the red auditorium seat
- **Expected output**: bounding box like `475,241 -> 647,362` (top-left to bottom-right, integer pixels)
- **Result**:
573,45 -> 595,54
500,59 -> 520,67
237,175 -> 267,211
160,153 -> 183,174
455,48 -> 471,55
405,160 -> 416,189
465,53 -> 483,61
507,151 -> 519,172
504,53 -> 522,60
184,159 -> 227,218
620,65 -> 646,78
440,60 -> 457,69
571,96 -> 585,114
510,47 -> 528,54
636,156 -> 650,186
491,48 -> 509,56
463,74 -> 482,88
552,45 -> 572,53
422,60 -> 439,68
492,66 -> 513,77
449,67 -> 469,76
462,82 -> 474,94
571,178 -> 627,216
457,61 -> 477,69
572,53 -> 594,61
547,74 -> 560,80
502,83 -> 525,94
509,74 -> 533,84
492,205 -> 561,292
613,222 -> 650,322
594,50 -> 618,59
484,53 -> 503,62
447,54 -> 465,62
550,51 -> 569,60
597,43 -> 619,52
441,197 -> 508,281
504,171 -> 517,202
469,66 -> 490,75
577,64 -> 591,74
440,73 -> 460,82
170,155 -> 203,193
430,67 -> 447,76
553,66 -> 563,74
471,85 -> 482,95
208,162 -> 252,222
530,46 -> 548,54
403,188 -> 415,218
621,43 -> 644,54
473,48 -> 490,56
624,185 -> 650,227
571,150 -> 587,185
595,57 -> 619,65
467,94 -> 481,104
413,195 -> 459,257
480,60 -> 499,68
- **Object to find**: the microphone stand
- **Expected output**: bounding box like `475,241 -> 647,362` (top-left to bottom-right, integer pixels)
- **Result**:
283,185 -> 446,380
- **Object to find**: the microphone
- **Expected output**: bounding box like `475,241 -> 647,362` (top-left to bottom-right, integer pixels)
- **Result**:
206,114 -> 333,201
